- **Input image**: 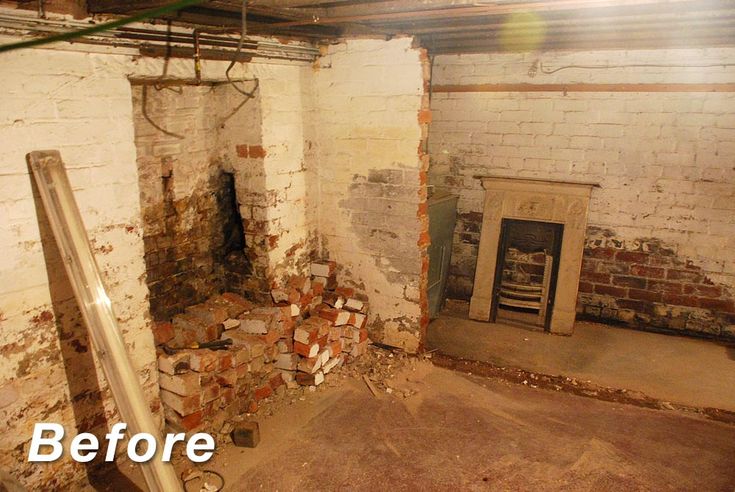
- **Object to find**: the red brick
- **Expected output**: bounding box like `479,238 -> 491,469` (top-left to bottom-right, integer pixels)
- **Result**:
417,230 -> 430,247
295,372 -> 318,386
617,299 -> 649,311
216,369 -> 238,387
186,304 -> 228,325
248,145 -> 267,158
300,292 -> 314,310
615,251 -> 649,264
648,280 -> 682,295
630,265 -> 665,279
585,247 -> 616,260
236,144 -> 249,157
581,272 -> 611,284
667,269 -> 703,282
328,340 -> 342,357
698,298 -> 735,313
222,292 -> 254,310
580,259 -> 597,273
201,382 -> 221,403
287,288 -> 301,304
258,329 -> 280,346
254,385 -> 273,401
649,255 -> 673,267
335,287 -> 355,298
217,352 -> 233,371
221,387 -> 236,406
612,276 -> 647,289
577,281 -> 593,293
294,341 -> 319,358
269,373 -> 284,390
597,262 -> 630,275
594,284 -> 626,297
417,109 -> 432,124
158,372 -> 201,396
628,289 -> 662,302
158,351 -> 190,375
152,322 -> 175,345
160,389 -> 201,416
312,282 -> 325,295
693,284 -> 722,298
165,409 -> 203,432
294,325 -> 319,344
662,293 -> 699,308
190,350 -> 219,372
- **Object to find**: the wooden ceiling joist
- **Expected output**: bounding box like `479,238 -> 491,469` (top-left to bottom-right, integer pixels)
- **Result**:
265,0 -> 697,28
84,0 -> 735,54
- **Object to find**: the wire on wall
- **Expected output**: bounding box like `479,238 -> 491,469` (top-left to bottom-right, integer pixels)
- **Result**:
530,60 -> 735,77
141,84 -> 185,139
225,0 -> 256,98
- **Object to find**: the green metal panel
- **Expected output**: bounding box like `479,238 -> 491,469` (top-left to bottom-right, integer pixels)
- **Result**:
427,192 -> 458,319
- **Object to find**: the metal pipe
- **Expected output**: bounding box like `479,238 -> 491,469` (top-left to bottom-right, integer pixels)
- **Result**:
27,150 -> 184,492
0,12 -> 319,61
0,0 -> 207,53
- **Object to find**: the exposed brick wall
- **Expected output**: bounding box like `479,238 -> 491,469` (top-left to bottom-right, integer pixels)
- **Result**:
0,40 -> 317,489
311,39 -> 428,353
132,84 -> 264,318
579,228 -> 734,338
428,48 -> 735,340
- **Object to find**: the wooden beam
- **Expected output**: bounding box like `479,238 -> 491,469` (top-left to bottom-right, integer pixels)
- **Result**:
432,83 -> 735,93
266,0 -> 696,27
421,15 -> 735,41
391,4 -> 732,34
88,0 -> 169,14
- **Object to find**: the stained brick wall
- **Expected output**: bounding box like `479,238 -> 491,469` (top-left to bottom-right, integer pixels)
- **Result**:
132,83 -> 264,318
311,39 -> 429,352
429,48 -> 735,339
0,39 -> 317,488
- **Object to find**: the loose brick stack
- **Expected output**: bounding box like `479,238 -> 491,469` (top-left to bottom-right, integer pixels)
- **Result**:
152,261 -> 370,435
275,261 -> 370,388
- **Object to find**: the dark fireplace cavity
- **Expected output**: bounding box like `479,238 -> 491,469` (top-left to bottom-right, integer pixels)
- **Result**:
491,219 -> 564,330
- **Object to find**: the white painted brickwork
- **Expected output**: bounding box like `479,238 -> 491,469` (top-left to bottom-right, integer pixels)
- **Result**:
0,41 -> 315,488
312,38 -> 426,352
429,48 -> 735,296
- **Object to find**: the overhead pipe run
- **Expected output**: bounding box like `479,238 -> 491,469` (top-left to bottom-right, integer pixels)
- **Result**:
0,10 -> 319,62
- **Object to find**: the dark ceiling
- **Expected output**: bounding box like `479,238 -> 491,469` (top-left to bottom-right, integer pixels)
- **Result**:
86,0 -> 735,54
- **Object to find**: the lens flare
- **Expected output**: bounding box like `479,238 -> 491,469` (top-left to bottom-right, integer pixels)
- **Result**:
500,11 -> 546,52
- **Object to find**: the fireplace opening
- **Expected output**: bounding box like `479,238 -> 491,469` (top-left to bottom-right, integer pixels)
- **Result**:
491,219 -> 564,331
132,82 -> 263,320
215,170 -> 251,291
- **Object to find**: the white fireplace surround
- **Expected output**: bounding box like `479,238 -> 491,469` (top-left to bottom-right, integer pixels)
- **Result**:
469,176 -> 597,335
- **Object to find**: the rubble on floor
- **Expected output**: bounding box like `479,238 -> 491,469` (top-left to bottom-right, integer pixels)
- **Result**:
151,260 -> 372,440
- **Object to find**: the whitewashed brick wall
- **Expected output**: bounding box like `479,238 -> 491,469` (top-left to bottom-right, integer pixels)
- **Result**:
429,48 -> 735,304
0,40 -> 314,488
311,38 -> 427,352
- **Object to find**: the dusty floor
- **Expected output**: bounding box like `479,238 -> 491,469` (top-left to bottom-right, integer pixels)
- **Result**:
100,355 -> 735,491
428,312 -> 735,412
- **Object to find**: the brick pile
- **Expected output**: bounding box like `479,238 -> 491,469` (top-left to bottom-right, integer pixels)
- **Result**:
151,261 -> 370,436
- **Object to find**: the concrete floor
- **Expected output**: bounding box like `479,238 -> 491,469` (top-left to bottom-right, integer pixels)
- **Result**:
97,362 -> 735,491
428,313 -> 735,412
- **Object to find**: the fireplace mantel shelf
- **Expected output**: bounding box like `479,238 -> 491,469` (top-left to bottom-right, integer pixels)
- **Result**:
473,175 -> 601,188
